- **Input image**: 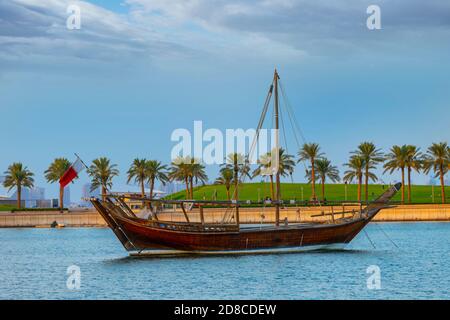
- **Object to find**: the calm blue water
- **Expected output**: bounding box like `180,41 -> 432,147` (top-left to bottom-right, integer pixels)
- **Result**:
0,223 -> 449,300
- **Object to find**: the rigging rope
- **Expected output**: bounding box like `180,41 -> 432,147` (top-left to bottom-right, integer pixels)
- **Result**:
279,99 -> 289,155
230,84 -> 273,202
278,100 -> 295,185
363,229 -> 377,249
247,84 -> 273,166
279,80 -> 307,144
232,74 -> 316,211
280,90 -> 301,150
279,80 -> 308,175
374,222 -> 400,249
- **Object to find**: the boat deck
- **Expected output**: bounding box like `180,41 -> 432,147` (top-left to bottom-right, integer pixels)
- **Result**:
239,223 -> 319,229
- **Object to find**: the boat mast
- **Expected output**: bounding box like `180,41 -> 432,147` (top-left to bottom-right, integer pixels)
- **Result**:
274,69 -> 281,227
233,153 -> 240,228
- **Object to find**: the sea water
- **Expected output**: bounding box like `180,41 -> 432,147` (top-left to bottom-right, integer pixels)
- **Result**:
0,222 -> 448,299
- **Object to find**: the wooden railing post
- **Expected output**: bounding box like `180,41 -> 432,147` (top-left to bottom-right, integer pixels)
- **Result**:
199,205 -> 205,225
180,203 -> 190,223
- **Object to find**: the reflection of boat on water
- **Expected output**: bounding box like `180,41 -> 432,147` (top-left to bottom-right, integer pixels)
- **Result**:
91,70 -> 401,256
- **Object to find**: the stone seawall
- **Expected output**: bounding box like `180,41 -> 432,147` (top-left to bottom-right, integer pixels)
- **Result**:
0,204 -> 449,228
0,211 -> 107,228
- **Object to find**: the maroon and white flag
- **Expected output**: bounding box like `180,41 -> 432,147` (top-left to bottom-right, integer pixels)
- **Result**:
59,157 -> 85,188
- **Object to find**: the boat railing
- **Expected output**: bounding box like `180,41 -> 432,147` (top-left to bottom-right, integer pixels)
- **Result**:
106,193 -> 368,208
145,220 -> 239,232
101,192 -> 397,226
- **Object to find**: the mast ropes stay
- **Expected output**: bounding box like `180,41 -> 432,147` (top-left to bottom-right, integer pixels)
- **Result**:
240,70 -> 308,182
233,69 -> 309,226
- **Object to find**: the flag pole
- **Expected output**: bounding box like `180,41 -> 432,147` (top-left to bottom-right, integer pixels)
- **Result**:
75,153 -> 110,197
74,153 -> 89,170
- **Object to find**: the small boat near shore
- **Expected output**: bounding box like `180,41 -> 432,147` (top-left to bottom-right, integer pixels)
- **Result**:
91,70 -> 402,256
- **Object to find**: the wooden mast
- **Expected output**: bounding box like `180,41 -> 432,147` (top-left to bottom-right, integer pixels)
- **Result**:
274,69 -> 281,227
233,153 -> 240,228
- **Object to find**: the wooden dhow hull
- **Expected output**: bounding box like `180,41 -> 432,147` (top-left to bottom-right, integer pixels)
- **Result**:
91,184 -> 401,255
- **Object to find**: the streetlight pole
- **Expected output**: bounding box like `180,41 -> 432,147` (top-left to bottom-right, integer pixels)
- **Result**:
344,182 -> 348,202
432,184 -> 435,204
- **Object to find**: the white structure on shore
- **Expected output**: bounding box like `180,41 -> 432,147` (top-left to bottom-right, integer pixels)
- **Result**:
81,183 -> 101,207
113,185 -> 166,199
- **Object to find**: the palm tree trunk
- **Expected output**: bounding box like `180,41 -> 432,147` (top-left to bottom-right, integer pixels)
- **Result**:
440,165 -> 446,204
226,187 -> 231,201
311,158 -> 316,200
150,178 -> 155,200
189,176 -> 194,199
140,180 -> 145,208
407,167 -> 412,204
102,186 -> 106,202
321,179 -> 325,201
59,186 -> 64,212
358,175 -> 362,202
365,166 -> 369,203
17,186 -> 21,209
184,177 -> 189,199
401,167 -> 405,204
269,175 -> 275,200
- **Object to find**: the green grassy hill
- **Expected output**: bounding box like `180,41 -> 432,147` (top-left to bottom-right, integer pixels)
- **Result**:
167,182 -> 448,204
0,204 -> 16,212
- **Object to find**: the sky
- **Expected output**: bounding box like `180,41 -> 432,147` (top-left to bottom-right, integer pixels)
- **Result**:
1,0 -> 450,202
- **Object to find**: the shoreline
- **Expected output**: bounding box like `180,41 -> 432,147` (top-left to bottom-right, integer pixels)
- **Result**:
1,203 -> 450,228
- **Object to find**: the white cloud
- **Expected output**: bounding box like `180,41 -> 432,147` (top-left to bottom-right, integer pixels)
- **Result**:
1,0 -> 449,71
125,0 -> 450,56
0,0 -> 194,69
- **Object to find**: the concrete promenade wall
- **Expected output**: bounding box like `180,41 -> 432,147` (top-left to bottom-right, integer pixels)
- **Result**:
0,210 -> 107,228
0,204 -> 449,228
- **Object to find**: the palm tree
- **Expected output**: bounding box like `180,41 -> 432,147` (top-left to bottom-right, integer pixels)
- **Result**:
224,153 -> 252,182
189,161 -> 208,199
383,145 -> 408,203
169,156 -> 192,199
306,158 -> 340,201
278,148 -> 296,179
423,142 -> 450,204
44,158 -> 71,211
298,143 -> 323,200
87,157 -> 119,201
3,163 -> 34,209
405,145 -> 422,203
127,158 -> 148,206
253,148 -> 295,199
168,157 -> 207,199
252,152 -> 276,199
352,142 -> 384,203
215,167 -> 234,201
343,155 -> 370,202
146,160 -> 169,200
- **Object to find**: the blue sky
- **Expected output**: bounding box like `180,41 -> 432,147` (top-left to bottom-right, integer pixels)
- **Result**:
1,0 -> 450,202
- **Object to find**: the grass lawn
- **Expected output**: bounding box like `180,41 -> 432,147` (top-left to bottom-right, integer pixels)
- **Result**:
0,206 -> 64,212
0,204 -> 16,212
167,182 -> 449,204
